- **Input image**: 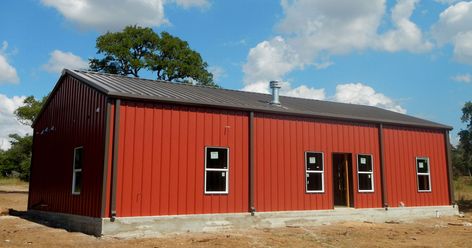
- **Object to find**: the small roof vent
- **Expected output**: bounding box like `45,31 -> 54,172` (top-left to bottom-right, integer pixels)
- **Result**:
269,81 -> 281,105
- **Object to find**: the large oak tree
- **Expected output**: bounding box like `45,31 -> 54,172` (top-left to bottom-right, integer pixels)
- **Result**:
89,25 -> 217,87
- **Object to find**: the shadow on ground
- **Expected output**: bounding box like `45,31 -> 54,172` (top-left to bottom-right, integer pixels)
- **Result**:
457,199 -> 472,213
8,209 -> 75,233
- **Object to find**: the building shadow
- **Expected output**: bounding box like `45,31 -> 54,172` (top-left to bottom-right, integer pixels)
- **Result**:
8,209 -> 79,233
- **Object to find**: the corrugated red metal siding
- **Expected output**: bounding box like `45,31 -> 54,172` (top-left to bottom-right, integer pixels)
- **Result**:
253,114 -> 382,211
383,126 -> 449,207
114,101 -> 249,217
28,75 -> 107,217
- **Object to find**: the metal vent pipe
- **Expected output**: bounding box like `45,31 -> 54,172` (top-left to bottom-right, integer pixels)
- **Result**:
270,81 -> 281,105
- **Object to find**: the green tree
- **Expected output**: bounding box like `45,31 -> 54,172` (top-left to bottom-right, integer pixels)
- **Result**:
0,95 -> 45,181
146,32 -> 216,87
89,25 -> 159,77
14,95 -> 48,125
89,25 -> 217,87
457,101 -> 472,176
0,134 -> 33,181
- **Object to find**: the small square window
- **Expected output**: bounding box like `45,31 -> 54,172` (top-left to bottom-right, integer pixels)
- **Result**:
306,172 -> 323,191
305,152 -> 324,193
205,147 -> 229,194
306,152 -> 323,171
358,173 -> 373,191
358,155 -> 372,172
206,148 -> 228,169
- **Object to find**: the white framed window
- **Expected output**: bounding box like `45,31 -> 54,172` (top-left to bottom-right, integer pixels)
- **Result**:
305,152 -> 324,193
204,147 -> 229,194
72,147 -> 83,195
357,154 -> 374,192
416,157 -> 431,192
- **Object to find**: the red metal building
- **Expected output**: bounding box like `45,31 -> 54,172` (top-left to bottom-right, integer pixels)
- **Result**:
29,70 -> 454,222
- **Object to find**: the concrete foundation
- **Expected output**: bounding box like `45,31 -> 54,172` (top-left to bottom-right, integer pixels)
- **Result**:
28,205 -> 459,237
27,210 -> 102,236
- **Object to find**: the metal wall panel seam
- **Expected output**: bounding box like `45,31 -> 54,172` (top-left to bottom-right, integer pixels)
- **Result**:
445,130 -> 454,205
100,100 -> 112,217
249,111 -> 255,215
110,99 -> 121,220
378,124 -> 388,209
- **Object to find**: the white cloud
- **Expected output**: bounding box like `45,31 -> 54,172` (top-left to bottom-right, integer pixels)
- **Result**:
0,94 -> 32,150
242,36 -> 301,93
333,83 -> 407,113
453,31 -> 472,64
435,0 -> 461,5
41,0 -> 209,31
431,1 -> 472,65
432,1 -> 472,44
242,0 -> 430,101
0,41 -> 19,84
171,0 -> 210,9
452,73 -> 472,83
282,83 -> 326,100
278,0 -> 385,60
208,66 -> 226,83
314,61 -> 334,70
376,0 -> 432,52
42,50 -> 88,73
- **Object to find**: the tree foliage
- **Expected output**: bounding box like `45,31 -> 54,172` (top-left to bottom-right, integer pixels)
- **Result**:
146,32 -> 215,86
1,95 -> 45,181
89,25 -> 217,87
454,101 -> 472,176
89,26 -> 158,77
14,95 -> 48,125
0,134 -> 32,181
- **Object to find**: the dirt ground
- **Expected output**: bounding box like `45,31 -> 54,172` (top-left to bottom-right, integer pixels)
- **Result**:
1,191 -> 472,248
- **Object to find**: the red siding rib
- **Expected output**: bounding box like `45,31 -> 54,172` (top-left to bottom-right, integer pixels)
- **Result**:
253,114 -> 382,211
28,76 -> 107,217
383,126 -> 449,207
115,102 -> 249,217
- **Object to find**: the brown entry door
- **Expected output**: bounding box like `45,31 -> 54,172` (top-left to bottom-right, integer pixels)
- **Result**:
333,154 -> 354,207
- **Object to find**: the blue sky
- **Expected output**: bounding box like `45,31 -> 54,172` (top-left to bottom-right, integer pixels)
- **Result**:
0,0 -> 471,149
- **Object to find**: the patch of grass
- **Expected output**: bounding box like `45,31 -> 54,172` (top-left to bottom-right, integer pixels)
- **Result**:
454,176 -> 472,212
0,177 -> 28,186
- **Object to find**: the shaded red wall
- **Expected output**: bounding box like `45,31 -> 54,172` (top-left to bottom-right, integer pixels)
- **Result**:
253,114 -> 382,211
28,76 -> 107,217
383,126 -> 449,207
114,102 -> 249,217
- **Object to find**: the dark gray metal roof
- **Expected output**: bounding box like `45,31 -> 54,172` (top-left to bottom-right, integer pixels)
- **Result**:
66,69 -> 452,130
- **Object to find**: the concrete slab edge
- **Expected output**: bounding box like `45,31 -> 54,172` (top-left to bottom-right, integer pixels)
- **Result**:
102,205 -> 459,238
25,205 -> 459,238
27,210 -> 102,236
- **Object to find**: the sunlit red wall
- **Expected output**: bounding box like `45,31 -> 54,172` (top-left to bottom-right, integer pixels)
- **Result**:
253,114 -> 383,211
113,102 -> 249,217
383,126 -> 450,207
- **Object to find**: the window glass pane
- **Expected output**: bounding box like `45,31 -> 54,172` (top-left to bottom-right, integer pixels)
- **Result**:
416,159 -> 429,173
418,175 -> 430,191
74,148 -> 83,170
306,152 -> 323,171
307,172 -> 323,191
358,155 -> 372,172
358,173 -> 373,191
206,148 -> 228,169
206,171 -> 227,192
74,172 -> 82,193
